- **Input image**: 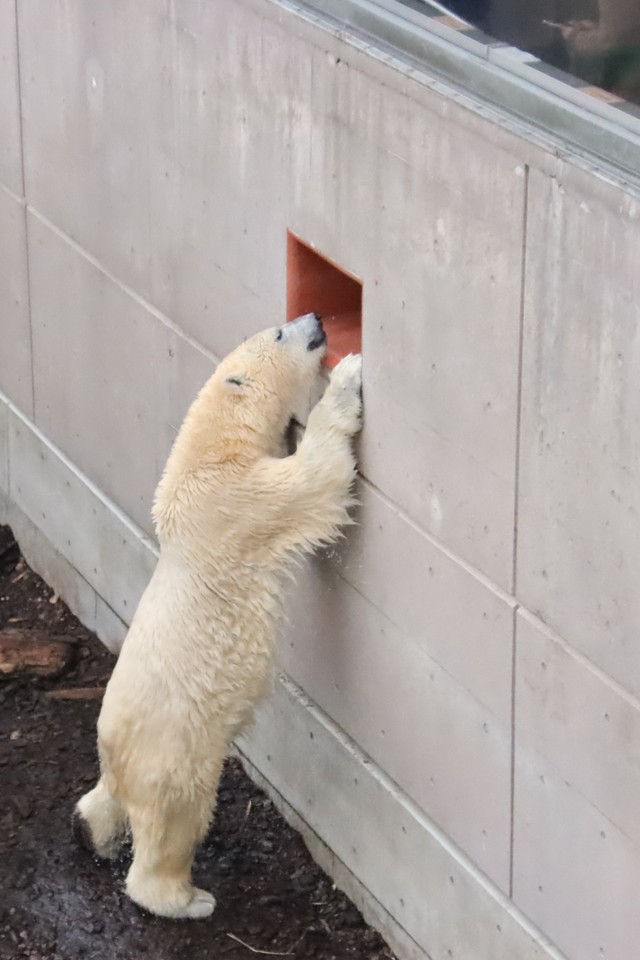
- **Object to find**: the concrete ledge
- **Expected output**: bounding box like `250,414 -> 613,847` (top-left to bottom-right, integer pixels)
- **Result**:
0,391 -> 566,960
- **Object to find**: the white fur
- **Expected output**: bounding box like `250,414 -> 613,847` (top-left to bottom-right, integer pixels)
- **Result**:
75,318 -> 362,919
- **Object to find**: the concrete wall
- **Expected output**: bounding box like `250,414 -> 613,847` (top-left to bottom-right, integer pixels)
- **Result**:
1,1 -> 639,958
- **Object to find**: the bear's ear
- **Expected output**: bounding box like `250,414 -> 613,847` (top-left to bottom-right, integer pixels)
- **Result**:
224,373 -> 247,394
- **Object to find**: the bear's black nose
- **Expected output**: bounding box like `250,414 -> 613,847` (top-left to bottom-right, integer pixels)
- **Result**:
307,323 -> 327,352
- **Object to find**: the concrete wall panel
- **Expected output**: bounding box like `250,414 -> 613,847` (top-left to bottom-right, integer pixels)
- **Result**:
514,611 -> 640,960
0,0 -> 22,194
519,167 -> 640,698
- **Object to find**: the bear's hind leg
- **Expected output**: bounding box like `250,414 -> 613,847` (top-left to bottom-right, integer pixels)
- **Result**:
73,776 -> 127,860
125,798 -> 215,920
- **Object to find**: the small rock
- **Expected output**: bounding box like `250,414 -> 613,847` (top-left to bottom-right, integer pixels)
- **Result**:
258,893 -> 283,906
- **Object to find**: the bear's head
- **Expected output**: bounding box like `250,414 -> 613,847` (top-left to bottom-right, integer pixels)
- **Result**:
153,313 -> 328,536
209,312 -> 327,457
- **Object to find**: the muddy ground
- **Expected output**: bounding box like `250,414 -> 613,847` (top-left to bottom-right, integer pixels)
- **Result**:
0,526 -> 395,960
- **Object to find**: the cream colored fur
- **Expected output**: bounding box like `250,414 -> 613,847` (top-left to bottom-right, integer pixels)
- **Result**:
75,315 -> 362,919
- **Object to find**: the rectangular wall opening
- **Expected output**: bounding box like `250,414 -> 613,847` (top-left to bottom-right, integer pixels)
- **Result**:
286,232 -> 362,369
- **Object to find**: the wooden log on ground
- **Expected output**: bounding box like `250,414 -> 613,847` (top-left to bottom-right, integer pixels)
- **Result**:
0,628 -> 74,679
46,686 -> 105,701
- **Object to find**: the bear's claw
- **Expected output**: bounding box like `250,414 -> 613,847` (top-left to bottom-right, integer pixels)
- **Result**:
184,889 -> 216,919
127,882 -> 217,920
329,353 -> 362,395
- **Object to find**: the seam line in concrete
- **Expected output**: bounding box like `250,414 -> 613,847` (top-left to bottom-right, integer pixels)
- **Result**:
23,198 -> 36,421
332,555 -> 512,728
512,163 -> 529,597
1,389 -> 160,560
360,474 -> 516,607
25,205 -> 222,368
0,179 -> 26,207
509,163 -> 529,897
12,0 -> 36,419
509,602 -> 519,897
12,0 -> 25,197
517,607 -> 640,714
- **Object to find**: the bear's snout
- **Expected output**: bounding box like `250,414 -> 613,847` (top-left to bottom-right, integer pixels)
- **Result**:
285,312 -> 326,351
307,326 -> 327,351
306,314 -> 327,352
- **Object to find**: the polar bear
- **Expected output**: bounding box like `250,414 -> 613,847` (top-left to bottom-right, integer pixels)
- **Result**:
73,313 -> 362,920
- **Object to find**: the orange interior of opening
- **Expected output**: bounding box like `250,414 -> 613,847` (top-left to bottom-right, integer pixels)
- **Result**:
286,233 -> 362,369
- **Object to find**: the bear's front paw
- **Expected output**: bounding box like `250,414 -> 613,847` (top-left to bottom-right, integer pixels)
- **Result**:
325,354 -> 363,435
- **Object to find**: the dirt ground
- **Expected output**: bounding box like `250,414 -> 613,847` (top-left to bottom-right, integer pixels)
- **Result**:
0,526 -> 395,960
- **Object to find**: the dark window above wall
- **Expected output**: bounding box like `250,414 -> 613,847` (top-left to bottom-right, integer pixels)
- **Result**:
437,0 -> 640,106
299,0 -> 640,179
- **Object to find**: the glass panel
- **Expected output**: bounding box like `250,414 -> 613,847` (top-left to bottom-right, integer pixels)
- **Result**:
302,0 -> 640,174
437,0 -> 640,105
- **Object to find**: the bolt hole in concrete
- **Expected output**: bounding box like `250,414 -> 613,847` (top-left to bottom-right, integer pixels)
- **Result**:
286,232 -> 362,368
